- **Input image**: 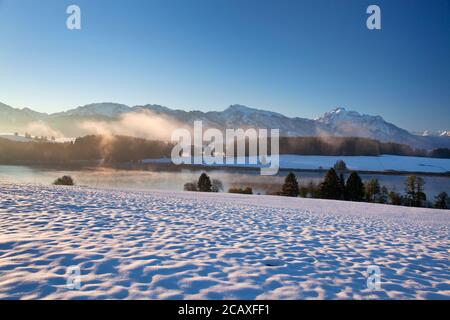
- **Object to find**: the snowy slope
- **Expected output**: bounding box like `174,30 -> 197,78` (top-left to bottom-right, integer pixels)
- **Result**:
317,107 -> 415,143
0,183 -> 448,300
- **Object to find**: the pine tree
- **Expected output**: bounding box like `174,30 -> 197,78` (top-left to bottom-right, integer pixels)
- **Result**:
282,172 -> 299,197
319,168 -> 341,199
346,172 -> 364,201
197,173 -> 212,192
338,173 -> 347,200
378,186 -> 389,204
365,178 -> 381,202
404,175 -> 426,207
389,191 -> 402,205
434,192 -> 449,209
334,160 -> 347,172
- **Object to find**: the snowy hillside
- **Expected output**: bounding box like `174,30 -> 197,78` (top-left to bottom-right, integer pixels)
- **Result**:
0,183 -> 448,299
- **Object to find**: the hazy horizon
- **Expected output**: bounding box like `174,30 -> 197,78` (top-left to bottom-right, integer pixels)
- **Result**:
0,0 -> 449,132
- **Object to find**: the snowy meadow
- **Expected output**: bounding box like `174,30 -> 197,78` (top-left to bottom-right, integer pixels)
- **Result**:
0,183 -> 448,299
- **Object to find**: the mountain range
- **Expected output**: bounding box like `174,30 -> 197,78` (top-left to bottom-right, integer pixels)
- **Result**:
0,101 -> 448,150
414,130 -> 450,137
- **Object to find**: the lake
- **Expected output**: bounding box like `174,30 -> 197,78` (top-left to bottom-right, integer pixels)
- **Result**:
0,164 -> 449,200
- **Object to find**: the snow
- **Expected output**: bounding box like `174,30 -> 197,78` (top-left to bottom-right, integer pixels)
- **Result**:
279,155 -> 450,173
144,154 -> 450,173
0,134 -> 34,142
57,103 -> 131,118
415,130 -> 450,137
223,104 -> 283,118
0,134 -> 74,143
0,183 -> 449,300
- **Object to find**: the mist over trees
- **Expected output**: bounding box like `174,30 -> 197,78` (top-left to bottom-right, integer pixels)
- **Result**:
0,135 -> 174,164
1,134 -> 447,165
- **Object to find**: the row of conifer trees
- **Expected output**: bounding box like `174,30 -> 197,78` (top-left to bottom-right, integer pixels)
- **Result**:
185,168 -> 449,209
280,168 -> 448,209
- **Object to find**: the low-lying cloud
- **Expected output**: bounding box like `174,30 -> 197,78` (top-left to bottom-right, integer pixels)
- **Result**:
78,110 -> 186,140
25,121 -> 63,138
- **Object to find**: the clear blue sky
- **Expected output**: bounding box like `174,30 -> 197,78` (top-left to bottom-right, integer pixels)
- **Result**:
0,0 -> 449,131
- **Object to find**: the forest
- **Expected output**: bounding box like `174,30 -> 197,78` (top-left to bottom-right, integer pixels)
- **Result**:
0,135 -> 174,164
0,134 -> 447,164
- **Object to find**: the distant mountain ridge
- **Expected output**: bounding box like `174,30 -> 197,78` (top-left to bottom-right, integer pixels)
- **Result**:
0,101 -> 448,150
414,130 -> 450,137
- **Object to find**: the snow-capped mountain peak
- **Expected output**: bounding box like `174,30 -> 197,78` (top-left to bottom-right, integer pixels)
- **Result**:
56,103 -> 131,117
224,104 -> 285,118
415,130 -> 450,137
318,107 -> 382,123
316,106 -> 412,142
225,104 -> 257,114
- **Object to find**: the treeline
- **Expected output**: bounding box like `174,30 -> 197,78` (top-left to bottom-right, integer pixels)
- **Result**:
185,165 -> 449,210
233,136 -> 450,158
0,135 -> 173,163
1,135 -> 449,164
276,166 -> 449,209
227,136 -> 429,157
184,173 -> 254,194
279,137 -> 428,157
429,148 -> 450,159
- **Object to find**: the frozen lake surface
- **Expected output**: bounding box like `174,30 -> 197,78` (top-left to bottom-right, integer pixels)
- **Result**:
1,163 -> 448,199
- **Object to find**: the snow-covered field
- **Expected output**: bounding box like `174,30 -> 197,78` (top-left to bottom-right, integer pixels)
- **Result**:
277,155 -> 450,173
145,154 -> 450,173
0,183 -> 449,300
